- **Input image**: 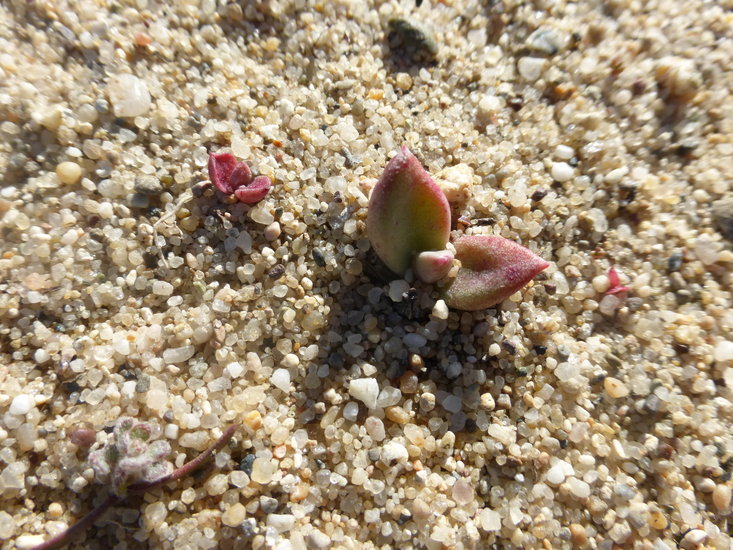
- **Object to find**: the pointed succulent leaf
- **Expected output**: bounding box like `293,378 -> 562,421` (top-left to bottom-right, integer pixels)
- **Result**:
413,249 -> 454,284
445,235 -> 549,311
104,444 -> 120,467
234,175 -> 272,204
367,146 -> 451,275
208,152 -> 239,194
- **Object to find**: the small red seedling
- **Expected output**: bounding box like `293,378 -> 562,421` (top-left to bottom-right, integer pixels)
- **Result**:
208,152 -> 272,204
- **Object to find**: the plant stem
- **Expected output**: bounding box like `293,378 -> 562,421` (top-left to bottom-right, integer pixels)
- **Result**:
29,425 -> 237,550
128,424 -> 238,494
29,493 -> 121,550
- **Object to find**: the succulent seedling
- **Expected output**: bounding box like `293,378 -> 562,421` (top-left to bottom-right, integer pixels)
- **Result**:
367,146 -> 452,277
29,421 -> 237,550
88,417 -> 172,496
367,146 -> 549,310
208,152 -> 272,204
605,266 -> 630,295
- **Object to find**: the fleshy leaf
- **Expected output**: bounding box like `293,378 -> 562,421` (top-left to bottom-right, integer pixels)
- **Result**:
229,162 -> 252,190
445,235 -> 549,311
208,152 -> 239,194
367,146 -> 451,275
147,440 -> 172,460
413,249 -> 454,284
234,175 -> 272,204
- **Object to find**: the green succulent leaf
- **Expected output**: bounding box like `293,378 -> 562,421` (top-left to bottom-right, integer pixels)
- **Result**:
367,146 -> 451,277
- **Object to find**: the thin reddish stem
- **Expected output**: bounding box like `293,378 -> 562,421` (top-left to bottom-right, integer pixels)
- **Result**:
128,424 -> 238,494
29,425 -> 237,550
29,493 -> 121,550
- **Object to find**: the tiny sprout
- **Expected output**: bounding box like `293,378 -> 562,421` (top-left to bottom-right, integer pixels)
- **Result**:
88,417 -> 172,496
30,423 -> 237,550
208,152 -> 272,204
606,266 -> 630,295
366,146 -> 549,310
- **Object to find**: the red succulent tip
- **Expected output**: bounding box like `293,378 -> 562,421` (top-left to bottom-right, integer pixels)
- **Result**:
606,266 -> 630,295
208,152 -> 272,204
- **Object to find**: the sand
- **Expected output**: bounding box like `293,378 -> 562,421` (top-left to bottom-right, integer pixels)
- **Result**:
1,0 -> 732,548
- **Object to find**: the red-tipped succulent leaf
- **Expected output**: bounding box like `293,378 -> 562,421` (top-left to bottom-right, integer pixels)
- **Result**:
208,152 -> 271,204
367,146 -> 451,276
445,235 -> 549,311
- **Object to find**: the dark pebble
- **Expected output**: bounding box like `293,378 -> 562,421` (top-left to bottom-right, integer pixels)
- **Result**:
259,496 -> 278,514
240,454 -> 256,476
267,264 -> 286,279
312,248 -> 326,267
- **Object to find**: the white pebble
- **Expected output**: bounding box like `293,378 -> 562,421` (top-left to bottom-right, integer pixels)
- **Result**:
162,345 -> 195,364
551,162 -> 574,182
679,529 -> 707,550
250,458 -> 274,484
432,299 -> 449,320
270,369 -> 291,392
349,378 -> 379,409
566,477 -> 591,499
107,74 -> 151,118
56,162 -> 82,185
478,94 -> 502,115
152,280 -> 174,296
605,166 -> 628,184
343,401 -> 359,422
0,511 -> 16,539
226,362 -> 244,378
266,513 -> 296,533
307,529 -> 331,549
365,416 -> 385,441
388,279 -> 410,302
546,464 -> 566,485
381,441 -> 408,463
714,340 -> 733,362
554,145 -> 574,160
479,508 -> 501,531
264,221 -> 281,241
336,121 -> 359,143
9,394 -> 33,416
14,535 -> 46,549
517,57 -> 546,80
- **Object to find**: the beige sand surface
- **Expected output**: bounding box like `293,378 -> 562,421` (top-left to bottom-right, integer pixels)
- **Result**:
1,0 -> 733,548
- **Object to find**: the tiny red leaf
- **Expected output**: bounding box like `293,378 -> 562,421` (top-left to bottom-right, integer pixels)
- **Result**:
234,175 -> 272,204
208,152 -> 239,194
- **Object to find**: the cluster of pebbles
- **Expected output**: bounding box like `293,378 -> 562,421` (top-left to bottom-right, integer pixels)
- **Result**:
1,0 -> 733,549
